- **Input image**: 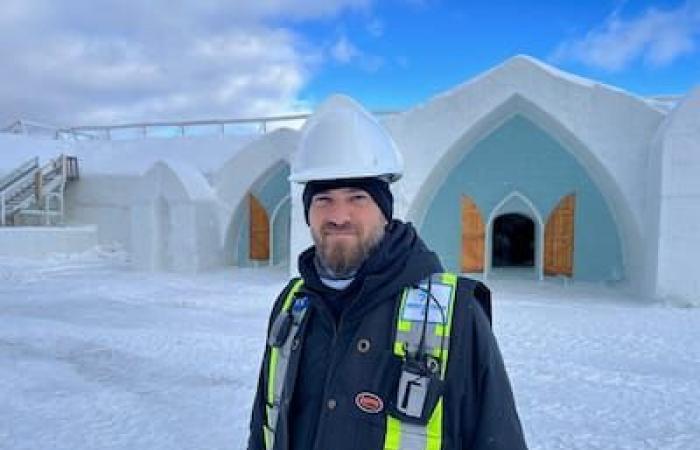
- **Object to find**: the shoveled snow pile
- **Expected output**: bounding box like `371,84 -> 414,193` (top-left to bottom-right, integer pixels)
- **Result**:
1,251 -> 698,449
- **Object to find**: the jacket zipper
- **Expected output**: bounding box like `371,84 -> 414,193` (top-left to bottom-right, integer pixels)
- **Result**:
307,285 -> 366,450
311,310 -> 342,450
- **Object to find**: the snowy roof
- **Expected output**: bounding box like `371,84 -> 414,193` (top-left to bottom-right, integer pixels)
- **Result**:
395,54 -> 669,117
0,133 -> 257,176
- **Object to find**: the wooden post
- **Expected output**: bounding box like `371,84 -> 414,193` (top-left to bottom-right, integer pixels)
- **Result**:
34,170 -> 43,207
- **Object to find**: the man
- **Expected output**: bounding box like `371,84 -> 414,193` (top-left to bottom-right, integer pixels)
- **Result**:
248,95 -> 527,450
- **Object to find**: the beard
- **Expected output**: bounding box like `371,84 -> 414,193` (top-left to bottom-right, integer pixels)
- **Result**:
312,221 -> 385,279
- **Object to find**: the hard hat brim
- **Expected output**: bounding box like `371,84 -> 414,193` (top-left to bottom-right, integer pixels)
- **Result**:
289,168 -> 402,184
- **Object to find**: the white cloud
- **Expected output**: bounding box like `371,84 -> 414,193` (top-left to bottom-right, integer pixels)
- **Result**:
329,35 -> 383,72
0,0 -> 372,126
331,36 -> 361,63
551,1 -> 700,71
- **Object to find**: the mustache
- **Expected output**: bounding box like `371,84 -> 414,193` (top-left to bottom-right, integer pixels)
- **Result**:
320,222 -> 360,234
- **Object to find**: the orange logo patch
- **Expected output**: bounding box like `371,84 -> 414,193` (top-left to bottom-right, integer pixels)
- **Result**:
355,392 -> 384,414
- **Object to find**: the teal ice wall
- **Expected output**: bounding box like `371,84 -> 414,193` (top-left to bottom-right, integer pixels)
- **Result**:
235,164 -> 291,266
420,115 -> 623,281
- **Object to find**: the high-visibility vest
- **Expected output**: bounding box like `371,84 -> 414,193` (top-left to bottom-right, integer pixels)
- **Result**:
264,279 -> 306,450
384,273 -> 458,450
264,273 -> 459,450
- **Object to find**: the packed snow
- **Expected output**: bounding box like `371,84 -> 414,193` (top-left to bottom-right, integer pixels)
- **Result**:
1,249 -> 699,450
0,133 -> 257,176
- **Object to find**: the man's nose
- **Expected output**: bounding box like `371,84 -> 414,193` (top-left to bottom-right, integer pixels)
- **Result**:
325,201 -> 352,225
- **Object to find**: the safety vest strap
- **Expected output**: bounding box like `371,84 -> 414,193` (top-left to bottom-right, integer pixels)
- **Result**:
264,278 -> 306,450
384,272 -> 459,450
262,273 -> 461,450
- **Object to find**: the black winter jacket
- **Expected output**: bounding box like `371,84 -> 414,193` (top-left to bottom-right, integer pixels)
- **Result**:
247,220 -> 527,449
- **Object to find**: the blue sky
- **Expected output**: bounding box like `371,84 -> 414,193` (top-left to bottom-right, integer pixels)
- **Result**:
0,0 -> 698,126
295,0 -> 700,110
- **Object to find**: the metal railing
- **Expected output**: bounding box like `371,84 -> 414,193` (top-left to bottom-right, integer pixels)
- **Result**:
0,156 -> 41,224
1,120 -> 97,140
1,154 -> 79,225
2,111 -> 399,141
0,157 -> 39,192
69,113 -> 313,140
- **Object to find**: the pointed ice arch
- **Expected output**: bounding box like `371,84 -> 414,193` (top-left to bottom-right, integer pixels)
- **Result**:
221,159 -> 291,267
130,160 -> 221,272
410,104 -> 626,282
484,190 -> 545,281
384,55 -> 665,288
213,129 -> 298,267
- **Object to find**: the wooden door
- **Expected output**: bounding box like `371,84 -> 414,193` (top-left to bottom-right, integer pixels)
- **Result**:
461,195 -> 485,273
249,194 -> 270,261
544,193 -> 575,276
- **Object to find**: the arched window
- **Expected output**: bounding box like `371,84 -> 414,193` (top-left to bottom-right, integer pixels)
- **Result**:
249,193 -> 270,261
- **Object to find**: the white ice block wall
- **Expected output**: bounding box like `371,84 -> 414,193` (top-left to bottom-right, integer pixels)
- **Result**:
0,225 -> 98,259
651,88 -> 700,305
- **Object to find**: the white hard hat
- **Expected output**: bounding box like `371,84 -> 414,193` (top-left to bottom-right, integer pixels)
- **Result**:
289,94 -> 403,183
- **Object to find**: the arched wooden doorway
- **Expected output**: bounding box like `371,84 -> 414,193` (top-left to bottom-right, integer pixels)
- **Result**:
461,195 -> 485,273
249,193 -> 270,261
544,193 -> 576,276
484,191 -> 545,280
492,213 -> 535,268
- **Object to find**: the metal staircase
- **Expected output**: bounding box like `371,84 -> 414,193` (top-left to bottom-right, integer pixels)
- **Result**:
0,154 -> 79,225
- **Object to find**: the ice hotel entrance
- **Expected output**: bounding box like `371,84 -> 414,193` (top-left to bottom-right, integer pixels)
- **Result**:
417,112 -> 623,283
460,191 -> 577,280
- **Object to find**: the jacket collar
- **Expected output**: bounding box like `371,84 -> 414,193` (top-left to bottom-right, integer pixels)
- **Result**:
298,220 -> 443,322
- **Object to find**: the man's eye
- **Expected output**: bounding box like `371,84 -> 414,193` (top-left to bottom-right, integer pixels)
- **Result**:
313,196 -> 331,204
351,195 -> 369,202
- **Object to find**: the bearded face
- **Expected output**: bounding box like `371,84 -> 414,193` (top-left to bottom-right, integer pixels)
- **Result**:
308,188 -> 387,278
312,219 -> 385,278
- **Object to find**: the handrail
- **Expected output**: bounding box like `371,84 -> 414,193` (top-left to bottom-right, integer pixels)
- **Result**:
68,113 -> 315,139
1,158 -> 43,225
1,154 -> 78,225
71,113 -> 315,132
0,157 -> 38,192
1,120 -> 97,140
0,160 -> 38,198
2,110 -> 400,141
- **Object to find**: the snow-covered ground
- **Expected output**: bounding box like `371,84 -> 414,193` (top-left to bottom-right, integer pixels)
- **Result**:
1,250 -> 698,450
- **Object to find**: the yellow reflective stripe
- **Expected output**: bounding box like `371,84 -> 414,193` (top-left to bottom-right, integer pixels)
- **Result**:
283,279 -> 304,309
266,280 -> 302,404
384,415 -> 402,449
398,319 -> 412,332
425,398 -> 443,450
263,425 -> 274,450
397,288 -> 412,333
386,273 -> 460,449
439,273 -> 457,337
267,279 -> 304,401
440,274 -> 457,378
429,274 -> 457,337
435,323 -> 447,337
264,279 -> 304,442
430,347 -> 448,362
267,349 -> 278,403
426,273 -> 453,449
439,272 -> 457,284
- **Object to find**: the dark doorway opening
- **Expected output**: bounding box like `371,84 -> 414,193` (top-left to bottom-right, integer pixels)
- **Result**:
492,213 -> 535,267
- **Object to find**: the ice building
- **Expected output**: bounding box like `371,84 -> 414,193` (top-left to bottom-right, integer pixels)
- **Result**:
1,55 -> 698,304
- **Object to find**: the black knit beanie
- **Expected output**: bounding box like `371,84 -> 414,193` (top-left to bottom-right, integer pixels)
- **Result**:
302,177 -> 393,224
